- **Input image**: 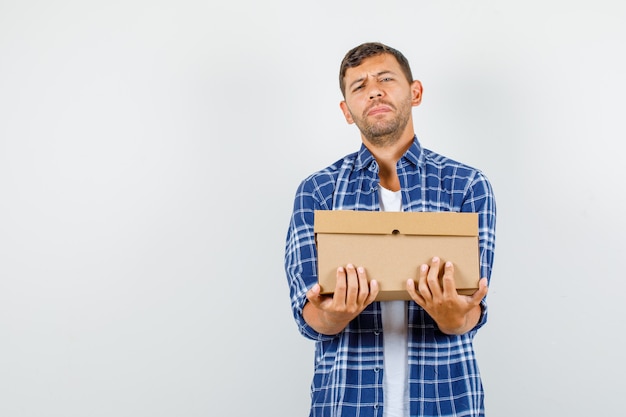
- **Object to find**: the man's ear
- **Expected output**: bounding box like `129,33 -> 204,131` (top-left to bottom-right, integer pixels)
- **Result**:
411,80 -> 423,107
339,101 -> 355,124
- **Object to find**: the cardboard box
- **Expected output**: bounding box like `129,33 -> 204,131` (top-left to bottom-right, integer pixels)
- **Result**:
314,210 -> 480,301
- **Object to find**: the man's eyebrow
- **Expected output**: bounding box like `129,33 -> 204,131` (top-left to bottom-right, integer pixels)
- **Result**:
347,70 -> 396,90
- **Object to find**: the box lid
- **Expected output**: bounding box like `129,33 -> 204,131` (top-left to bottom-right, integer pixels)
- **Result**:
314,210 -> 478,236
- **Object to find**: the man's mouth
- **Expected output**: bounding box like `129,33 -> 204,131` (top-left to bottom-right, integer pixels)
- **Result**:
366,102 -> 393,117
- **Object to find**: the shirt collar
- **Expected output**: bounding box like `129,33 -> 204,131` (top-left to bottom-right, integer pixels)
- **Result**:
354,135 -> 423,170
403,136 -> 423,167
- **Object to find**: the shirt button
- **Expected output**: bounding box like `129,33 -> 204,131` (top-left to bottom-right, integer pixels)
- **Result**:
374,367 -> 380,372
373,404 -> 379,409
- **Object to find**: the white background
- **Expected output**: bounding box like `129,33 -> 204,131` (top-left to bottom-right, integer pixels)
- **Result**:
1,1 -> 625,416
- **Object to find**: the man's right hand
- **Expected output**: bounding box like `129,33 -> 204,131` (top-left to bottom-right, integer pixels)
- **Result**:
303,264 -> 379,335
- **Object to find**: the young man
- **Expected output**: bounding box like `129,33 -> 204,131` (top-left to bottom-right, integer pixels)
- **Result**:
285,42 -> 496,417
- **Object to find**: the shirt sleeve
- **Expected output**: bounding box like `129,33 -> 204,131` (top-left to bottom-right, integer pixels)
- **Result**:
461,169 -> 496,330
284,174 -> 337,341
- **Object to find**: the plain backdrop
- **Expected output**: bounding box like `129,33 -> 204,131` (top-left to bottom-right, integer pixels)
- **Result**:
1,1 -> 625,416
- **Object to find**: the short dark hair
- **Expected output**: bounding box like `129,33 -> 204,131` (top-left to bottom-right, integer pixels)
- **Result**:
339,42 -> 414,97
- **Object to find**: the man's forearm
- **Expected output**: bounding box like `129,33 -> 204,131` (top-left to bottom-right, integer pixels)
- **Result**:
302,301 -> 352,336
437,304 -> 483,335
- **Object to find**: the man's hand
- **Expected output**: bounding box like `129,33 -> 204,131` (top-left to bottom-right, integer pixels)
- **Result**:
406,257 -> 488,335
303,264 -> 379,335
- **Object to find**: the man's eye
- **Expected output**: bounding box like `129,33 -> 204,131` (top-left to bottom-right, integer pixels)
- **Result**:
381,77 -> 393,82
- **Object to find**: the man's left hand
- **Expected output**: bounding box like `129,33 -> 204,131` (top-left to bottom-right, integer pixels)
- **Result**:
406,256 -> 488,335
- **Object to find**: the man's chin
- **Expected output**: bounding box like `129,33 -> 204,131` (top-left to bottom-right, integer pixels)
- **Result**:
363,122 -> 396,138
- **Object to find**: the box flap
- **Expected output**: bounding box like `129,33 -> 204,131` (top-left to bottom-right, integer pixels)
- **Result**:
314,210 -> 477,236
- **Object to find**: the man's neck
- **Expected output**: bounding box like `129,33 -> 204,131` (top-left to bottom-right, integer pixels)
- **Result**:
363,131 -> 414,192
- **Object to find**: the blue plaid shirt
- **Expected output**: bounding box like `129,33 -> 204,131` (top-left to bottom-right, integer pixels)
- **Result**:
285,136 -> 496,417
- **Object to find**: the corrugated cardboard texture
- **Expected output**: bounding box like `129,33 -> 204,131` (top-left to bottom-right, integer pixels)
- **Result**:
315,210 -> 480,301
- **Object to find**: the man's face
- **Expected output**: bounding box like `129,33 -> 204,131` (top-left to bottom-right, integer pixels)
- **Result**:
340,54 -> 422,147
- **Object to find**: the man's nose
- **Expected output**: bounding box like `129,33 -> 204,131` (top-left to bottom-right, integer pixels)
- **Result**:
368,84 -> 383,99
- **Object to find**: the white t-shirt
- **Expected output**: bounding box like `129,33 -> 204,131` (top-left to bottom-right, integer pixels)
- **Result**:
379,187 -> 409,417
